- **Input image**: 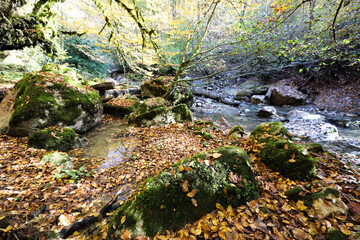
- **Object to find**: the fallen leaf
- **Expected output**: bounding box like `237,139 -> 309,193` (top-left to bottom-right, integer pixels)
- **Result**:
187,189 -> 197,197
191,198 -> 198,207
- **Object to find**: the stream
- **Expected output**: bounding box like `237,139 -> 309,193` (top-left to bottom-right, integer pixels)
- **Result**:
80,95 -> 360,172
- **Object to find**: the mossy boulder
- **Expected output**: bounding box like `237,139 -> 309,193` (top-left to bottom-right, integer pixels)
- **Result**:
228,125 -> 245,139
0,63 -> 102,136
107,146 -> 260,238
103,95 -> 140,117
307,143 -> 326,153
194,130 -> 213,140
129,104 -> 193,127
42,152 -> 73,170
140,77 -> 193,107
28,126 -> 77,152
285,186 -> 348,219
134,97 -> 170,116
258,139 -> 316,181
250,122 -> 292,143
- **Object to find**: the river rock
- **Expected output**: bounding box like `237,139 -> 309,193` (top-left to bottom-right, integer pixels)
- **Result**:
251,95 -> 267,105
28,126 -> 77,152
285,186 -> 348,219
235,89 -> 252,98
0,63 -> 103,136
108,146 -> 260,238
257,106 -> 277,118
103,95 -> 140,117
284,110 -> 338,141
269,86 -> 307,106
250,122 -> 292,144
129,104 -> 193,127
42,152 -> 73,170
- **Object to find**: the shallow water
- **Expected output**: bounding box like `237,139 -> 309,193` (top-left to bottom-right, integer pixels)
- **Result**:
81,121 -> 137,169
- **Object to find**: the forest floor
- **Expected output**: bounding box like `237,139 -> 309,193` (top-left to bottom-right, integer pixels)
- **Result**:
1,115 -> 360,240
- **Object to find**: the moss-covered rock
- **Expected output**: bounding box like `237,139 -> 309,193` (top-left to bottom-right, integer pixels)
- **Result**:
228,125 -> 245,137
129,104 -> 193,127
250,122 -> 292,144
285,185 -> 348,219
42,152 -> 73,170
258,139 -> 317,181
194,130 -> 213,140
28,126 -> 77,152
107,146 -> 260,238
140,77 -> 193,107
134,97 -> 170,116
307,143 -> 326,153
0,63 -> 102,136
327,228 -> 349,240
103,95 -> 140,117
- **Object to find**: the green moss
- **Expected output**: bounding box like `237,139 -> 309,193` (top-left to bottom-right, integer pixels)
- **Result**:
194,120 -> 214,126
327,228 -> 349,240
108,146 -> 259,238
140,78 -> 169,97
194,130 -> 213,140
9,66 -> 101,135
307,143 -> 326,153
28,126 -> 77,151
229,125 -> 245,137
285,186 -> 339,207
134,97 -> 169,116
250,122 -> 292,144
258,139 -> 317,181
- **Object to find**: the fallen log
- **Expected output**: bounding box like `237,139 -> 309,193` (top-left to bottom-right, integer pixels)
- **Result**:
192,88 -> 240,106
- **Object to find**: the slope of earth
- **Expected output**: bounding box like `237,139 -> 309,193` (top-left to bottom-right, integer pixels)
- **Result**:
0,115 -> 360,239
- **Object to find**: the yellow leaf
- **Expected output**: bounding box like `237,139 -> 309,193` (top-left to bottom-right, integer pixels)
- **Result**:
187,189 -> 197,197
216,203 -> 224,211
4,225 -> 13,233
234,221 -> 243,231
121,216 -> 126,224
212,153 -> 222,159
309,228 -> 318,235
73,231 -> 80,236
191,198 -> 198,207
179,164 -> 184,172
121,229 -> 130,240
289,159 -> 296,163
219,230 -> 226,239
340,226 -> 351,235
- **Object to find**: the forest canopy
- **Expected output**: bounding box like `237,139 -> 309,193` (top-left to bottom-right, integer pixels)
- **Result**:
1,0 -> 359,79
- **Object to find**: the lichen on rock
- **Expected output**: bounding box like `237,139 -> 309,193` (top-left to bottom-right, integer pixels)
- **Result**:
107,146 -> 260,238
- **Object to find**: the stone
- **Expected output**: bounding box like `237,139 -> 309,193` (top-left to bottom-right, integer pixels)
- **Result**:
257,106 -> 277,118
228,125 -> 245,138
103,95 -> 140,117
42,152 -> 73,170
28,126 -> 77,152
286,186 -> 348,219
258,139 -> 317,181
0,63 -> 103,136
236,89 -> 252,97
269,86 -> 307,106
284,110 -> 339,141
129,104 -> 193,127
90,81 -> 115,91
250,95 -> 267,105
250,122 -> 292,144
108,146 -> 260,238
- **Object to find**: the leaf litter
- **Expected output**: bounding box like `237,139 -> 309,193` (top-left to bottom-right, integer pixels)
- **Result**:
0,116 -> 359,239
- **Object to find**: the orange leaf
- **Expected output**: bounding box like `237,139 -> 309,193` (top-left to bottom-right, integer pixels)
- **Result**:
121,229 -> 130,240
187,189 -> 197,197
284,144 -> 289,150
179,164 -> 184,172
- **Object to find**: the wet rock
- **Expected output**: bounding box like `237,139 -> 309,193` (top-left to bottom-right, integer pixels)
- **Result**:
108,146 -> 260,238
0,63 -> 103,136
284,110 -> 339,141
329,118 -> 360,129
235,89 -> 252,98
250,95 -> 267,105
269,86 -> 307,106
257,106 -> 277,118
90,81 -> 115,92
